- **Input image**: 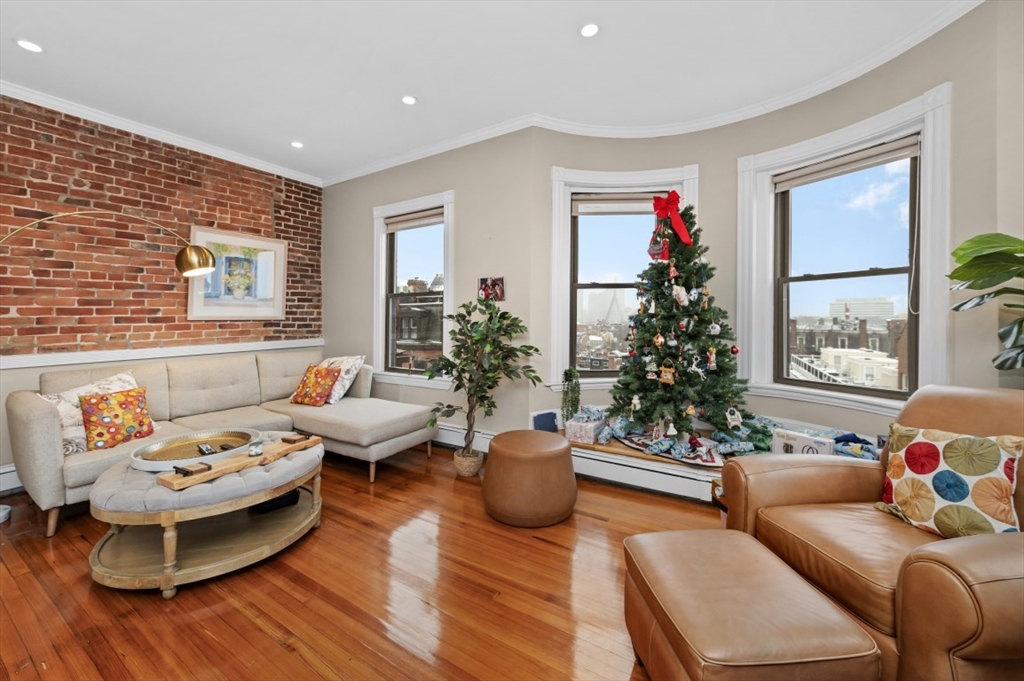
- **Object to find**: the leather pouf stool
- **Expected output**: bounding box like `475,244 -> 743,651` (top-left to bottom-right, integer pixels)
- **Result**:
482,430 -> 577,527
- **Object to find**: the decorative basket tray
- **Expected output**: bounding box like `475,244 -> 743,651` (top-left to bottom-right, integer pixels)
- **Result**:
130,428 -> 262,472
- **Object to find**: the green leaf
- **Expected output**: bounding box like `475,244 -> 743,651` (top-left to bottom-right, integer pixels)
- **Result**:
948,253 -> 1024,289
951,287 -> 1024,311
998,317 -> 1024,348
993,345 -> 1024,370
952,233 -> 1024,264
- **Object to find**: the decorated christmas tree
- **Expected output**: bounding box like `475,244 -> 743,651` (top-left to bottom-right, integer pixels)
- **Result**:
606,191 -> 764,449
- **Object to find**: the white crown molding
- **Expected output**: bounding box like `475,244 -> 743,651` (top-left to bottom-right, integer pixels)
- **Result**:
0,81 -> 323,188
325,0 -> 980,186
0,338 -> 324,370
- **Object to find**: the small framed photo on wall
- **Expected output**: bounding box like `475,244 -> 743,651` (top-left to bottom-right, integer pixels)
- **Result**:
478,277 -> 505,302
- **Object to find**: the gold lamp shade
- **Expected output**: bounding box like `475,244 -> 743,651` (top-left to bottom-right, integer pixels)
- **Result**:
175,244 -> 217,277
0,209 -> 217,278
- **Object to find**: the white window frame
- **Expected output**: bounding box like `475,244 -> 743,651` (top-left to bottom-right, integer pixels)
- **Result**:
373,190 -> 455,389
550,166 -> 698,391
736,82 -> 950,417
869,337 -> 879,351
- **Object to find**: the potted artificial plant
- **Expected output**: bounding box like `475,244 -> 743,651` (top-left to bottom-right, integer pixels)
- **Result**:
948,232 -> 1024,370
425,297 -> 542,476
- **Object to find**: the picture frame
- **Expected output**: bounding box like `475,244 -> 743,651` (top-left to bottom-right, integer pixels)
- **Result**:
478,277 -> 505,302
187,227 -> 287,320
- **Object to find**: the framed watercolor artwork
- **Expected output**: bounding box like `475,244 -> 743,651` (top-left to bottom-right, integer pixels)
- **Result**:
187,227 -> 287,320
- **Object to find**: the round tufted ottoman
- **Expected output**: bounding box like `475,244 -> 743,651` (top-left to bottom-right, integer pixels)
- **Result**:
482,430 -> 577,527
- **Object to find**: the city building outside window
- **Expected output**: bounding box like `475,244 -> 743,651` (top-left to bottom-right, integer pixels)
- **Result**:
373,191 -> 454,389
773,135 -> 919,399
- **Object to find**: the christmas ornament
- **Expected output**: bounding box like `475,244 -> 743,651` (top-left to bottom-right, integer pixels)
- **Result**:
652,191 -> 693,245
658,360 -> 676,385
631,394 -> 641,415
707,347 -> 718,371
667,333 -> 678,347
685,404 -> 696,416
659,238 -> 670,261
668,259 -> 679,280
645,359 -> 658,380
628,349 -> 636,358
708,321 -> 721,336
687,356 -> 706,380
730,345 -> 740,355
678,320 -> 687,331
672,284 -> 687,305
688,287 -> 700,302
647,230 -> 664,260
652,424 -> 662,440
726,407 -> 743,429
688,434 -> 703,451
649,298 -> 656,315
642,353 -> 654,363
666,420 -> 678,437
653,333 -> 665,348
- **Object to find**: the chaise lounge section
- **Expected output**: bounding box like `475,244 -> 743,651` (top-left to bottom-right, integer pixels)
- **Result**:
6,347 -> 438,536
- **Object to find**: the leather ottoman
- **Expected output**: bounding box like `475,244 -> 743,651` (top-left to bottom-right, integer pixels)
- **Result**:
482,430 -> 577,527
624,529 -> 880,680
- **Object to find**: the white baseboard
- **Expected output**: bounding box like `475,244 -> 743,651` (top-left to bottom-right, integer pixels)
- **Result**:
0,464 -> 23,495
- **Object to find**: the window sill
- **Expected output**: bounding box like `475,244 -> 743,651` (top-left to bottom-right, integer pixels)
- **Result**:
374,371 -> 452,391
545,377 -> 620,392
746,382 -> 905,418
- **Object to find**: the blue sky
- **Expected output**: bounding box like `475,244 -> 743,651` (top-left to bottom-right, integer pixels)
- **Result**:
396,160 -> 911,317
394,222 -> 444,287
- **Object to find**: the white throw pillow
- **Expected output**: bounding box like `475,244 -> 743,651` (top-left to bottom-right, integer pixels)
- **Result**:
319,356 -> 365,404
40,371 -> 138,456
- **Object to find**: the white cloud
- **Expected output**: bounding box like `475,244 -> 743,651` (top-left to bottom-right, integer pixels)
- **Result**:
898,200 -> 909,229
884,158 -> 910,176
845,179 -> 903,210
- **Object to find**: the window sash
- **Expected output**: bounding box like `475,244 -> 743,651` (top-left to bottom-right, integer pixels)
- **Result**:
773,153 -> 920,399
385,207 -> 444,233
773,135 -> 919,192
384,222 -> 444,374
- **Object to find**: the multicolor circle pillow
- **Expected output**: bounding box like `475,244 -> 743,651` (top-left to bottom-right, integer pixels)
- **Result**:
881,423 -> 1022,538
78,387 -> 155,451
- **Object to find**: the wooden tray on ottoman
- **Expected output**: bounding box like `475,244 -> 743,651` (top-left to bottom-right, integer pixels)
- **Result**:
89,436 -> 324,599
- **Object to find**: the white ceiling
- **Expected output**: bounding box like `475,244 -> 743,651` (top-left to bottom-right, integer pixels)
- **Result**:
0,1 -> 981,186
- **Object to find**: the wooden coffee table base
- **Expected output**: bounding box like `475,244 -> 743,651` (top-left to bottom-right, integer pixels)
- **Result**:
90,466 -> 321,599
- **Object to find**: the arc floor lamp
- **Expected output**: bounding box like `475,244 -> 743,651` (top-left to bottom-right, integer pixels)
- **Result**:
0,209 -> 216,276
0,209 -> 216,524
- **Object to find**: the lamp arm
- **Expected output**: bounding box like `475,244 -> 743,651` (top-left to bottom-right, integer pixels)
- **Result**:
0,209 -> 193,246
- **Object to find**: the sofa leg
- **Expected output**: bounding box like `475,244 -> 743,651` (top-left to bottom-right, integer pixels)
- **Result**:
45,507 -> 59,537
427,440 -> 432,458
369,462 -> 376,484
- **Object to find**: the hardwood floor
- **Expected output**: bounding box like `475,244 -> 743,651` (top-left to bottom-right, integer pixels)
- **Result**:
1,445 -> 721,681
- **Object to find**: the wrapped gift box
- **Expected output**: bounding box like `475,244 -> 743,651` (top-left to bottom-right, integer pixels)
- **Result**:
565,417 -> 607,444
771,427 -> 838,455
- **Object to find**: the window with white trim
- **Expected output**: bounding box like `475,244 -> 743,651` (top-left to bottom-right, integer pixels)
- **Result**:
373,191 -> 454,389
774,136 -> 919,398
736,83 -> 950,416
386,208 -> 444,373
549,167 -> 697,391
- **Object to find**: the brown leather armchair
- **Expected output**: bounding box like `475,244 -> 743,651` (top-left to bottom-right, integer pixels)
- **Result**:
723,385 -> 1024,681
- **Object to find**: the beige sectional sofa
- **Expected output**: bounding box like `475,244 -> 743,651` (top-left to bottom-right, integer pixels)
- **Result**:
5,347 -> 438,536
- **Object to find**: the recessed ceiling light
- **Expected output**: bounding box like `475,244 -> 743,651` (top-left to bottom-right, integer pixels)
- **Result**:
580,24 -> 599,38
402,95 -> 417,105
291,141 -> 304,148
17,40 -> 43,53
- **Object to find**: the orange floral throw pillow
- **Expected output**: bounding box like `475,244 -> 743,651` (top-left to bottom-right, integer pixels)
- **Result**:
879,423 -> 1022,538
291,364 -> 342,407
78,388 -> 155,451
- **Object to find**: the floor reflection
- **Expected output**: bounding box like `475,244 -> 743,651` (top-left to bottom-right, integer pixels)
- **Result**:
385,510 -> 440,664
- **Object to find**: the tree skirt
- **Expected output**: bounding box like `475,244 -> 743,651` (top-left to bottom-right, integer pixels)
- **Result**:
615,434 -> 726,468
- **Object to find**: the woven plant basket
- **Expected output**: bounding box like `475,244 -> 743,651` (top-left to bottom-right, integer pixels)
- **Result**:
453,450 -> 484,477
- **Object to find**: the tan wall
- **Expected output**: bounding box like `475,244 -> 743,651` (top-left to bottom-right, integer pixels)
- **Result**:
327,1 -> 1021,440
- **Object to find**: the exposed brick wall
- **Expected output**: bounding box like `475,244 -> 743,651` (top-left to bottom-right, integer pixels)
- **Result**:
0,96 -> 322,355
